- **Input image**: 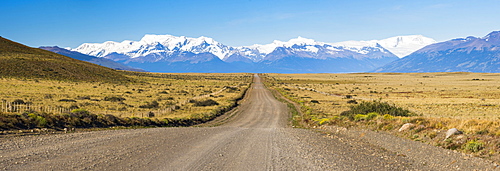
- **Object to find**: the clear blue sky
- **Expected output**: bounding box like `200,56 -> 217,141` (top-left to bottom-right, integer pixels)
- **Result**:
1,0 -> 500,48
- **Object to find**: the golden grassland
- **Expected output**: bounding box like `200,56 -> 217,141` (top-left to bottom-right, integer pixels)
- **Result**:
263,72 -> 500,161
0,72 -> 252,119
264,72 -> 500,120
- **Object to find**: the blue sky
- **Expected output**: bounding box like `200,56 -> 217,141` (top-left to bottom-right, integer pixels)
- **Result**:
1,0 -> 500,48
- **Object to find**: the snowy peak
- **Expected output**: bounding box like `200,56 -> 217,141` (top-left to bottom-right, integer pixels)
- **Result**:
246,35 -> 437,58
375,31 -> 500,73
72,34 -> 436,64
377,35 -> 437,57
73,34 -> 232,60
243,36 -> 323,55
280,36 -> 322,46
483,31 -> 500,44
331,35 -> 436,58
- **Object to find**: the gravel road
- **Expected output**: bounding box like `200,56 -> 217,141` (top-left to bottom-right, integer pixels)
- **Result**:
0,75 -> 497,170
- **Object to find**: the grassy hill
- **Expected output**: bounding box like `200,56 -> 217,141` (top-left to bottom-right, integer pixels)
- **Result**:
0,36 -> 133,82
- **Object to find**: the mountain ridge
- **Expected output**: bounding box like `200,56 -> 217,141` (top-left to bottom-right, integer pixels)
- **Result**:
72,34 -> 435,61
374,31 -> 500,73
69,34 -> 435,73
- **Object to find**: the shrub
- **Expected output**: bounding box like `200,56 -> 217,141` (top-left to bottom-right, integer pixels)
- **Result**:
347,100 -> 358,104
341,100 -> 413,120
27,113 -> 47,128
382,114 -> 394,120
148,111 -> 155,118
76,96 -> 91,100
69,104 -> 79,110
318,118 -> 329,125
366,112 -> 379,120
476,129 -> 489,135
427,132 -> 438,139
59,99 -> 77,102
310,100 -> 320,104
12,99 -> 26,104
354,114 -> 367,121
192,99 -> 219,107
139,101 -> 159,109
464,139 -> 484,153
353,112 -> 378,121
103,96 -> 126,102
35,115 -> 47,128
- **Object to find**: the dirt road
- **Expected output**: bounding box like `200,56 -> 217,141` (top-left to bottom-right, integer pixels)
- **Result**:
0,75 -> 496,170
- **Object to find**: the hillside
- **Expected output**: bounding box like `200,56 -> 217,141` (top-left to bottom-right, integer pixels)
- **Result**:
0,36 -> 133,82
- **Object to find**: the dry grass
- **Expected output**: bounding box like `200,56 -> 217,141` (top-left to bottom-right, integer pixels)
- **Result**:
264,72 -> 500,120
263,72 -> 500,162
0,72 -> 252,119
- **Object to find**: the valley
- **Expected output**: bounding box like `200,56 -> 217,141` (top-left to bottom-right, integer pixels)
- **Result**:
0,75 -> 496,170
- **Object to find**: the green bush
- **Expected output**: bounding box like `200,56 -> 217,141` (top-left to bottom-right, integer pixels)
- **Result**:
341,100 -> 413,120
464,139 -> 484,153
71,108 -> 89,114
366,112 -> 379,120
354,114 -> 367,121
353,112 -> 379,121
382,114 -> 394,120
318,118 -> 329,125
26,113 -> 47,128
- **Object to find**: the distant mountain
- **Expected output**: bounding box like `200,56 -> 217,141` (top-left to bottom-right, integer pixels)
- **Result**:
0,37 -> 132,82
39,46 -> 146,72
230,37 -> 399,73
73,35 -> 233,62
71,34 -> 436,73
335,35 -> 437,58
375,31 -> 500,73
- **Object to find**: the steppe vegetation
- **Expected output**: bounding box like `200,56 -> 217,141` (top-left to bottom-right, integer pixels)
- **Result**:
263,72 -> 500,162
0,72 -> 252,131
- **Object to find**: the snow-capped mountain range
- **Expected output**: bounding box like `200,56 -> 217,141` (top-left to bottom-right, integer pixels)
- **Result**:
73,35 -> 232,62
334,35 -> 437,58
72,34 -> 435,60
69,34 -> 436,73
375,31 -> 500,73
